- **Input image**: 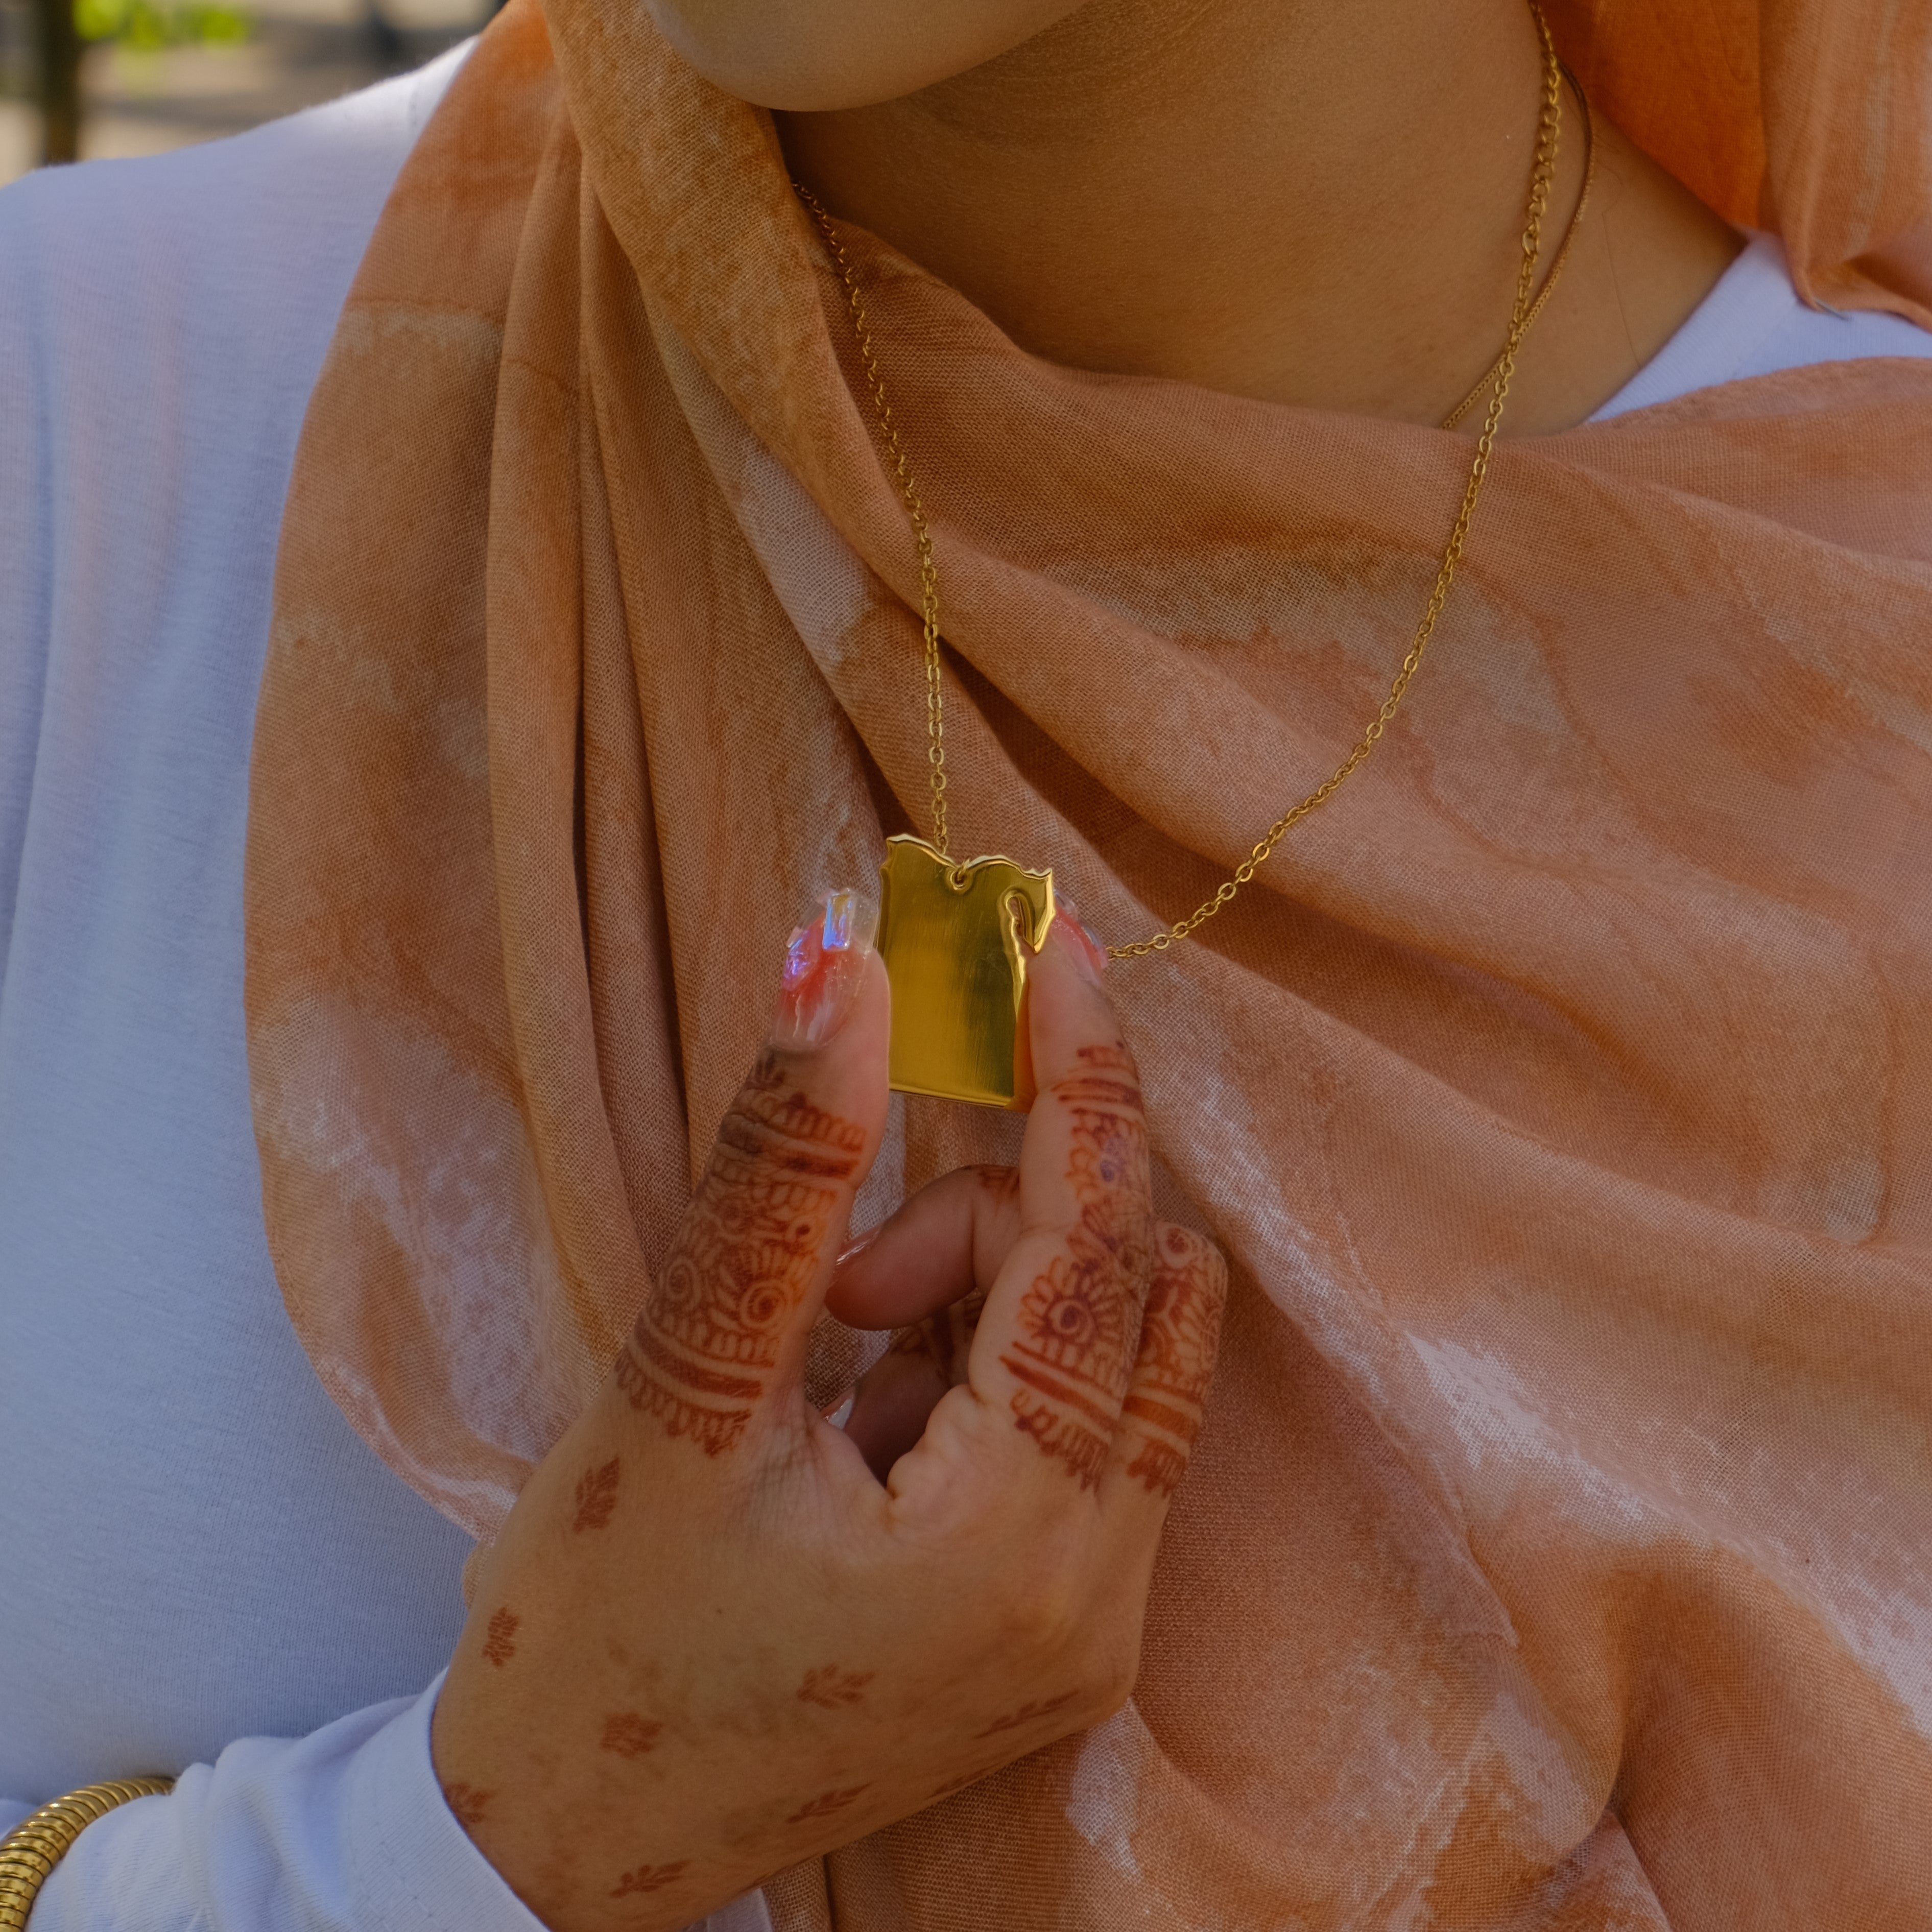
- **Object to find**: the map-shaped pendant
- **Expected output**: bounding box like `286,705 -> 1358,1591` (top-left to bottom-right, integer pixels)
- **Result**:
876,833 -> 1057,1111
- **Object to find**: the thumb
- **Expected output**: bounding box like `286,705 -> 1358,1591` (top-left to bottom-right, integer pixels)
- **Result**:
616,889 -> 891,1460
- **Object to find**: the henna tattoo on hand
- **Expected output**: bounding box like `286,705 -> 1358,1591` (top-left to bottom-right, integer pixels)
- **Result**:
571,1456 -> 621,1532
785,1783 -> 871,1825
888,1285 -> 986,1388
481,1607 -> 519,1667
611,1862 -> 689,1898
600,1711 -> 664,1758
974,1690 -> 1079,1739
797,1665 -> 873,1709
974,1163 -> 1020,1207
442,1782 -> 494,1830
999,1043 -> 1152,1486
1123,1226 -> 1228,1498
1009,1388 -> 1112,1486
619,1052 -> 864,1456
1124,1437 -> 1187,1498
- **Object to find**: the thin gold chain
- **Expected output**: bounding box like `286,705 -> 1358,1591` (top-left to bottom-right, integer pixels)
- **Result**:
1440,65 -> 1593,433
796,2 -> 1565,954
793,186 -> 952,860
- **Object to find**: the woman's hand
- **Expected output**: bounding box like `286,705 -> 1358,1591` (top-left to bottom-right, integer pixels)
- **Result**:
432,892 -> 1228,1931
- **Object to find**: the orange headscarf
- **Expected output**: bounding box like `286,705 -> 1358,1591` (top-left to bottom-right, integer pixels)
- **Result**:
248,0 -> 1932,1921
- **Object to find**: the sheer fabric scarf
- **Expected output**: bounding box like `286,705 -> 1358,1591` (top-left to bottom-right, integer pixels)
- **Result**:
249,0 -> 1932,1921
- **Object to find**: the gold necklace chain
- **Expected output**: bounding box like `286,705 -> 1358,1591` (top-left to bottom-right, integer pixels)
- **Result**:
796,2 -> 1566,959
795,197 -> 956,860
1440,64 -> 1593,433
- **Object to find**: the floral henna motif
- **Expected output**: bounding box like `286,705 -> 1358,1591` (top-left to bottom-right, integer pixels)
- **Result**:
600,1711 -> 663,1758
620,1053 -> 865,1454
442,1782 -> 493,1830
798,1665 -> 873,1709
974,1690 -> 1079,1739
1123,1227 -> 1227,1498
785,1783 -> 872,1825
571,1456 -> 621,1532
611,1862 -> 689,1898
1000,1043 -> 1152,1486
481,1607 -> 519,1667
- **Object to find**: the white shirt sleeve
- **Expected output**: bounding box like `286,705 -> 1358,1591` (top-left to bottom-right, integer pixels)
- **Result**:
31,1677 -> 545,1932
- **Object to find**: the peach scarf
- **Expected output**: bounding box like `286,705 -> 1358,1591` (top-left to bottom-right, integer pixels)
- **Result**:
249,0 -> 1932,1921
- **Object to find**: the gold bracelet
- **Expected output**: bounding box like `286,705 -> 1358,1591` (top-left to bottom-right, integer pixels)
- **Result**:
0,1778 -> 175,1930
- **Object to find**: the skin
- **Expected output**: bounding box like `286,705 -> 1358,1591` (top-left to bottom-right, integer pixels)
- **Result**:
660,0 -> 1743,433
439,4 -> 1740,1922
434,914 -> 1228,1931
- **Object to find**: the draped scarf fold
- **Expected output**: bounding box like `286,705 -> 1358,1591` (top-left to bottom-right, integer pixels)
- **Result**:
248,0 -> 1932,1921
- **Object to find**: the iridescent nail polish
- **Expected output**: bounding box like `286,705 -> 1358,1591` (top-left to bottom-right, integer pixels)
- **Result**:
1055,894 -> 1110,981
774,889 -> 876,1051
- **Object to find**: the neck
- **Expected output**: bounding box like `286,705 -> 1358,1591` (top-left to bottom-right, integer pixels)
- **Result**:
777,0 -> 1740,433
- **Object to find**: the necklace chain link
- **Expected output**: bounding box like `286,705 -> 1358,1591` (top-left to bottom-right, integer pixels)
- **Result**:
796,1 -> 1567,957
795,199 -> 955,863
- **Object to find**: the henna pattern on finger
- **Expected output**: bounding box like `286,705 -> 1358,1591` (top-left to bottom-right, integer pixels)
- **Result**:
975,1164 -> 1020,1207
1123,1227 -> 1228,1498
572,1456 -> 621,1532
611,1862 -> 689,1898
973,1690 -> 1079,1738
619,1052 -> 864,1455
999,1044 -> 1153,1487
798,1665 -> 873,1709
888,1285 -> 987,1388
481,1607 -> 519,1667
442,1783 -> 494,1830
785,1783 -> 872,1824
887,1320 -> 938,1365
600,1711 -> 663,1758
1010,1388 -> 1112,1487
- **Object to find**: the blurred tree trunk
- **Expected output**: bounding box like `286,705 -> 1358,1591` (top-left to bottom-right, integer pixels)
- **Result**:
32,0 -> 81,164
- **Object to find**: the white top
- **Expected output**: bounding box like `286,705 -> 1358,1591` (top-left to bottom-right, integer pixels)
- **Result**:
1,47 -> 1927,1925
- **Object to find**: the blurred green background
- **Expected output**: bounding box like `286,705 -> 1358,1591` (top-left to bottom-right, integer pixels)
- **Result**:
0,0 -> 489,183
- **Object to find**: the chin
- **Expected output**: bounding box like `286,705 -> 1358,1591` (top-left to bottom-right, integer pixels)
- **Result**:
642,0 -> 1090,110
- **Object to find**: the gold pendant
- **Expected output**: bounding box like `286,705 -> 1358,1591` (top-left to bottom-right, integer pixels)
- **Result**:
876,834 -> 1056,1111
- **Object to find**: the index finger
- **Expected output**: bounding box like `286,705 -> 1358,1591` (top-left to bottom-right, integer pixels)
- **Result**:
965,915 -> 1154,1493
615,891 -> 891,1463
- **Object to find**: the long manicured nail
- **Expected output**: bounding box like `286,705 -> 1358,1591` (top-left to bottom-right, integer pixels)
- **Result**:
1055,894 -> 1110,982
773,888 -> 877,1051
834,1222 -> 882,1271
